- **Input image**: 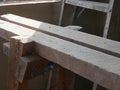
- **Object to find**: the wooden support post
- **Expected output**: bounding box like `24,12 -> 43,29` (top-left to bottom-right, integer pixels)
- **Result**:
7,35 -> 51,90
8,36 -> 33,90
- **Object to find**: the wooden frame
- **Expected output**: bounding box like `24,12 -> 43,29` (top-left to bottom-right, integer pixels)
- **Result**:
1,14 -> 120,57
0,14 -> 120,90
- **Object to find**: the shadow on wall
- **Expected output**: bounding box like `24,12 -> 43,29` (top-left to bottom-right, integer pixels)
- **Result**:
0,2 -> 60,24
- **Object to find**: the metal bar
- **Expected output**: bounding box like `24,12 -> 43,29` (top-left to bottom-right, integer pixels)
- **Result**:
103,0 -> 114,38
58,0 -> 66,26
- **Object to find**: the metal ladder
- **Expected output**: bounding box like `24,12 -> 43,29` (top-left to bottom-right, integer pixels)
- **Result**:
58,0 -> 114,38
58,0 -> 115,90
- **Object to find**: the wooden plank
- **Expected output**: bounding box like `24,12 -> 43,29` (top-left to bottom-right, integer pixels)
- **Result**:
0,19 -> 120,89
0,0 -> 60,7
9,36 -> 47,90
65,0 -> 109,12
1,14 -> 120,58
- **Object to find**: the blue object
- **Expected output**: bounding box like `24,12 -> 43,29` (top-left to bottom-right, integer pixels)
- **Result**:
31,70 -> 36,77
45,63 -> 54,72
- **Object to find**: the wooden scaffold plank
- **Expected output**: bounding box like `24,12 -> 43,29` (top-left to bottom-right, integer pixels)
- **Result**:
1,14 -> 120,58
0,19 -> 120,90
8,36 -> 31,90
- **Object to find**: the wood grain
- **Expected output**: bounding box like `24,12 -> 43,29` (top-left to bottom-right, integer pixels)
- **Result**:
0,0 -> 60,7
8,36 -> 28,90
1,14 -> 120,58
0,19 -> 120,89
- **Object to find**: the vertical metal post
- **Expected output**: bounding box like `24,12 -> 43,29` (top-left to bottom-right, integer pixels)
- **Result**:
58,0 -> 66,26
95,0 -> 114,89
103,0 -> 114,38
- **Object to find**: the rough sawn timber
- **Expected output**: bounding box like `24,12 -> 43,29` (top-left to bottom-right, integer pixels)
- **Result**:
1,14 -> 120,58
0,19 -> 120,90
8,36 -> 29,90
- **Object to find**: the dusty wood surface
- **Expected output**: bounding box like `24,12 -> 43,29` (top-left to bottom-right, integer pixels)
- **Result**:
1,14 -> 120,58
0,0 -> 60,6
3,41 -> 75,90
0,19 -> 120,89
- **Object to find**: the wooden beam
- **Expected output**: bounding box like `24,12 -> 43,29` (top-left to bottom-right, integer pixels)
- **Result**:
8,36 -> 30,90
2,30 -> 75,90
0,19 -> 120,89
1,14 -> 120,58
0,0 -> 60,7
4,36 -> 74,90
3,34 -> 75,90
